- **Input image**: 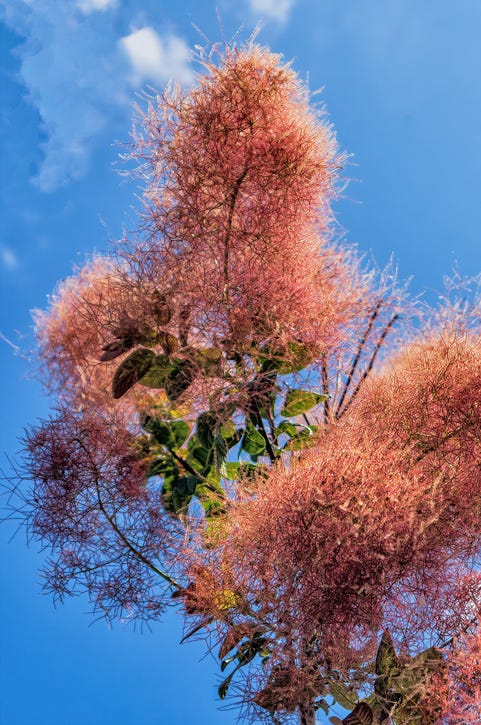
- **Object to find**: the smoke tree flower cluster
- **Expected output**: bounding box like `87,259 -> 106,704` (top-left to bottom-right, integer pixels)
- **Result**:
12,41 -> 481,724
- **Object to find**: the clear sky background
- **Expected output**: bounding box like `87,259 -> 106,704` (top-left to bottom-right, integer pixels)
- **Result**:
0,1 -> 480,724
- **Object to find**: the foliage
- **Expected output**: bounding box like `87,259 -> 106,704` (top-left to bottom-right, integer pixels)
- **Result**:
10,40 -> 481,725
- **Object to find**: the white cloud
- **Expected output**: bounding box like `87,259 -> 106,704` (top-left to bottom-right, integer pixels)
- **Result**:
0,2 -> 192,192
120,27 -> 193,86
76,0 -> 117,14
0,246 -> 19,271
248,0 -> 295,24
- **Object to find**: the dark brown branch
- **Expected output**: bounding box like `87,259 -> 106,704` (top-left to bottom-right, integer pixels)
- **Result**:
74,436 -> 180,589
168,448 -> 220,495
320,354 -> 330,423
336,299 -> 383,416
223,166 -> 249,306
94,480 -> 180,588
338,313 -> 399,419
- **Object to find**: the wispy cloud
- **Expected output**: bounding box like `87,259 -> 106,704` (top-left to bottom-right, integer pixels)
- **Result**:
0,1 -> 192,192
120,27 -> 193,86
0,246 -> 19,271
248,0 -> 296,24
76,0 -> 117,15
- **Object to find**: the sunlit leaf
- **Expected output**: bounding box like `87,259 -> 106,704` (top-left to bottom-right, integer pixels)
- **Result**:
390,646 -> 445,724
157,331 -> 180,356
242,421 -> 266,456
281,389 -> 327,417
376,630 -> 399,677
220,419 -> 237,440
329,680 -> 358,710
375,630 -> 400,704
214,589 -> 237,611
138,354 -> 171,388
285,425 -> 318,450
274,420 -> 298,437
270,341 -> 316,374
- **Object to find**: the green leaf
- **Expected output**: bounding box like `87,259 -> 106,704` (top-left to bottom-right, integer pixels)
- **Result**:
221,654 -> 238,672
274,420 -> 298,437
285,425 -> 318,450
195,347 -> 223,376
374,630 -> 400,704
147,456 -> 172,478
173,475 -> 199,497
218,673 -> 234,700
242,422 -> 266,456
197,484 -> 226,518
376,630 -> 398,677
186,436 -> 210,471
170,420 -> 190,447
195,411 -> 228,469
220,419 -> 236,439
162,472 -> 196,515
164,358 -> 195,402
112,348 -> 156,399
197,412 -> 218,449
223,461 -> 262,481
138,354 -> 171,388
391,646 -> 444,723
223,428 -> 244,451
281,389 -> 327,417
223,462 -> 240,480
149,420 -> 172,445
270,341 -> 316,374
157,331 -> 180,356
329,680 -> 357,710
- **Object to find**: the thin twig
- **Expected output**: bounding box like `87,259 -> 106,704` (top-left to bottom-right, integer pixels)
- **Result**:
336,299 -> 383,416
320,354 -> 330,423
337,314 -> 399,419
223,166 -> 249,306
74,436 -> 180,589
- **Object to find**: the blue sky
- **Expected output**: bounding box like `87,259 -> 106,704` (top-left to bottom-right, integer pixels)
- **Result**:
1,1 -> 480,724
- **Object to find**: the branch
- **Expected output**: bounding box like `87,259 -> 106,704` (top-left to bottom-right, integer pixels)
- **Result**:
223,166 -> 249,306
320,354 -> 330,424
169,448 -> 221,496
74,436 -> 181,590
94,479 -> 180,588
337,313 -> 399,419
336,299 -> 383,416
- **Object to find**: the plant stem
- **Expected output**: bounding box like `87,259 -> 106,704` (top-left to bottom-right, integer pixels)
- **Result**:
336,299 -> 383,416
223,166 -> 249,307
74,436 -> 181,589
338,313 -> 399,419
